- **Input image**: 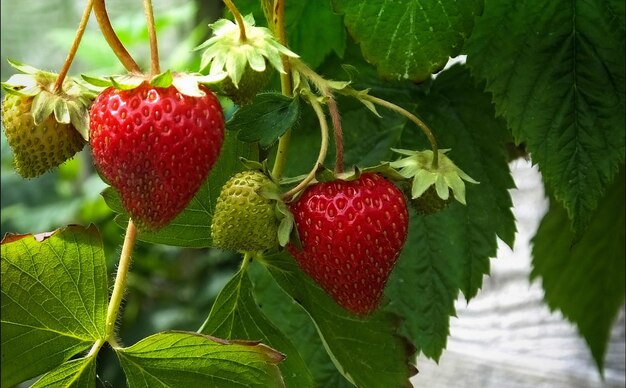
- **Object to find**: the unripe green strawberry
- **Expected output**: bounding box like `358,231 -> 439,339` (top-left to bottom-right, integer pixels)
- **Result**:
211,170 -> 280,253
2,93 -> 86,178
219,65 -> 271,106
402,184 -> 452,215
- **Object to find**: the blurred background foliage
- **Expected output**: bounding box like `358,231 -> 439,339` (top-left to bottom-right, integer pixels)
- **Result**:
1,0 -> 236,386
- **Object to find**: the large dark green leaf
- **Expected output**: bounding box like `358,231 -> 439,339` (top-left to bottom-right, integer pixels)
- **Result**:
531,167 -> 625,372
333,0 -> 483,81
199,267 -> 314,388
116,331 -> 285,387
262,253 -> 417,388
465,0 -> 626,236
1,225 -> 108,387
103,132 -> 258,247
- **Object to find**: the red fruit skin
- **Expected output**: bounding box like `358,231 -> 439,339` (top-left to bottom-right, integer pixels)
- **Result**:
287,173 -> 409,315
90,83 -> 224,230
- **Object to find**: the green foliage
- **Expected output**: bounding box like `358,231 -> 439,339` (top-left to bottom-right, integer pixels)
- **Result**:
1,225 -> 108,387
333,0 -> 483,81
227,93 -> 300,148
116,331 -> 285,387
465,0 -> 626,236
31,356 -> 97,388
531,168 -> 625,371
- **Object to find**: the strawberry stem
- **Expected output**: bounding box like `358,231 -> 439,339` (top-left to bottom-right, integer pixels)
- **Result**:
143,0 -> 160,76
271,0 -> 294,181
362,94 -> 440,169
105,219 -> 137,342
327,96 -> 344,174
93,0 -> 141,73
53,0 -> 95,93
282,91 -> 329,201
223,0 -> 247,42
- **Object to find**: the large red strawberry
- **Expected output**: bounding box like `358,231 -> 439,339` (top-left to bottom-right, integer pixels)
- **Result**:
287,173 -> 409,315
90,82 -> 224,230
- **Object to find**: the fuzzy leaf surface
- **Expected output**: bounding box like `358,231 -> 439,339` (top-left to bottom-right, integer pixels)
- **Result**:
199,268 -> 314,388
531,167 -> 625,372
386,65 -> 516,360
465,0 -> 626,235
103,132 -> 258,247
227,93 -> 300,148
116,331 -> 285,387
1,225 -> 108,387
263,253 -> 417,388
31,356 -> 96,388
333,0 -> 483,81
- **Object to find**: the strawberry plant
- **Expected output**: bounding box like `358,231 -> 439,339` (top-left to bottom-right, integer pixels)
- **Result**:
1,0 -> 624,387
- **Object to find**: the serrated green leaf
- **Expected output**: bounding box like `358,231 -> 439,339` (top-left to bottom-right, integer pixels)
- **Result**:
1,225 -> 108,387
31,355 -> 96,388
531,167 -> 625,372
248,263 -> 353,387
465,0 -> 625,236
262,253 -> 417,387
228,93 -> 300,148
102,132 -> 258,247
116,331 -> 285,388
199,268 -> 314,387
333,0 -> 483,81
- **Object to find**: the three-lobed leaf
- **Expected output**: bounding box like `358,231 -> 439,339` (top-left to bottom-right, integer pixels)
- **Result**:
465,0 -> 626,236
199,267 -> 315,388
116,331 -> 285,388
0,225 -> 108,387
531,167 -> 625,372
333,0 -> 483,81
103,132 -> 258,247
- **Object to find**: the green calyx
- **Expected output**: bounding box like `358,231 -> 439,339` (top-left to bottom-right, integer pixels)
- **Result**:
81,70 -> 225,97
1,59 -> 94,140
211,170 -> 285,254
195,14 -> 298,89
390,149 -> 478,205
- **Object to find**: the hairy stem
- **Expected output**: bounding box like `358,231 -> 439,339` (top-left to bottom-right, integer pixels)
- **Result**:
362,94 -> 439,168
105,219 -> 137,340
143,0 -> 160,76
282,92 -> 329,201
271,0 -> 294,181
93,0 -> 141,73
327,97 -> 344,174
54,0 -> 95,93
223,0 -> 247,42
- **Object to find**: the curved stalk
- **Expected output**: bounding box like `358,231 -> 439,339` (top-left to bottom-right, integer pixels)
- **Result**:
105,219 -> 137,340
327,97 -> 344,173
93,0 -> 141,73
282,93 -> 329,201
54,0 -> 95,93
223,0 -> 247,42
143,0 -> 160,76
361,94 -> 439,168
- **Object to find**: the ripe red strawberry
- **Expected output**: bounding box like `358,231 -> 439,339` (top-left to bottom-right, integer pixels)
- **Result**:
90,82 -> 224,230
287,173 -> 409,315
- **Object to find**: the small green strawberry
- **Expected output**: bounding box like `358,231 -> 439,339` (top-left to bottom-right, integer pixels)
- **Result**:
195,14 -> 298,105
211,170 -> 280,254
390,148 -> 478,214
1,60 -> 92,178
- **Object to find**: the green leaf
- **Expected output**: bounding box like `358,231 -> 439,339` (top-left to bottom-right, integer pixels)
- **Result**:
386,65 -> 516,360
227,93 -> 300,148
149,70 -> 174,88
1,225 -> 108,387
333,0 -> 483,81
199,268 -> 314,388
31,355 -> 96,388
116,331 -> 285,388
465,0 -> 626,236
103,132 -> 258,247
248,263 -> 352,387
531,167 -> 625,372
262,253 -> 417,387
